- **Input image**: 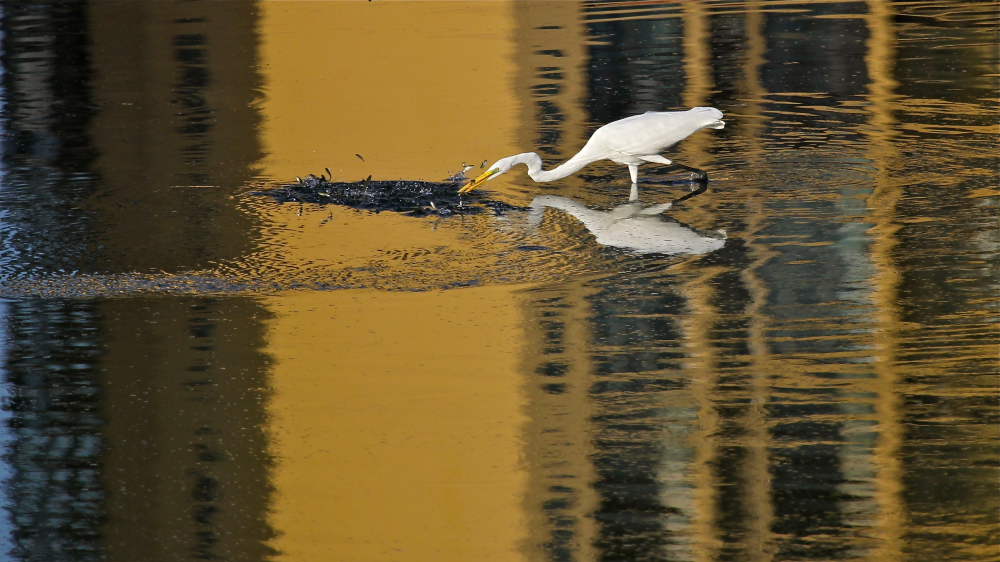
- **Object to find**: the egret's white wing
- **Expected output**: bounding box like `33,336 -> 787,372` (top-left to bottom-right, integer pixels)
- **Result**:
584,108 -> 724,156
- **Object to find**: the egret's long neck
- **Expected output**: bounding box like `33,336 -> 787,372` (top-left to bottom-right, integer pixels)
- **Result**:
511,151 -> 599,183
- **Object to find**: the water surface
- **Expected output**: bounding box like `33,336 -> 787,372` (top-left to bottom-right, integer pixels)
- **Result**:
0,1 -> 996,561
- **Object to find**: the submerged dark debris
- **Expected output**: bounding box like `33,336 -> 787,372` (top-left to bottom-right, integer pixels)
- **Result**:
256,171 -> 525,217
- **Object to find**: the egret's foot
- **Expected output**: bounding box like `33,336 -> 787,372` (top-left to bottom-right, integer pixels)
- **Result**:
688,170 -> 709,184
671,163 -> 709,184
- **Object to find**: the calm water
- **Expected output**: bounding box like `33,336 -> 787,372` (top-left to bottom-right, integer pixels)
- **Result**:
0,1 -> 997,561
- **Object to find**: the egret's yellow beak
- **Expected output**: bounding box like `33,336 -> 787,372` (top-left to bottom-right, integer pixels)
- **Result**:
458,168 -> 499,194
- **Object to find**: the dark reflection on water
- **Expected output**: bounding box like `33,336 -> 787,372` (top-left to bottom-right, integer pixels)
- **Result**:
95,298 -> 275,562
2,300 -> 104,561
0,2 -> 99,279
0,297 -> 275,562
1,1 -> 275,561
0,0 -> 262,280
519,1 -> 997,561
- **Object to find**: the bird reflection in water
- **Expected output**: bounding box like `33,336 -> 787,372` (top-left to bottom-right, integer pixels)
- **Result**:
529,183 -> 726,255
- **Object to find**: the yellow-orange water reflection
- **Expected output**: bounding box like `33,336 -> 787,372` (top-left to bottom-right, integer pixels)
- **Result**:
257,3 -> 531,559
263,287 -> 531,560
258,0 -> 522,182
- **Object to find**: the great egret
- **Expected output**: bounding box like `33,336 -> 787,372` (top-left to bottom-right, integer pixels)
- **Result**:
459,107 -> 725,194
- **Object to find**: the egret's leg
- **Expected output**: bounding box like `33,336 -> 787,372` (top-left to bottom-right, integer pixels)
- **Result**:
628,164 -> 638,184
638,154 -> 708,184
629,182 -> 639,202
637,154 -> 690,185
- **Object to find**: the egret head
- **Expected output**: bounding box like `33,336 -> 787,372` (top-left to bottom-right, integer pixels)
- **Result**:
692,107 -> 725,129
458,156 -> 517,194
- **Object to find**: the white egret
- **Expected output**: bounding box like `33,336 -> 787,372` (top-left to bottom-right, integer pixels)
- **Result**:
459,107 -> 725,194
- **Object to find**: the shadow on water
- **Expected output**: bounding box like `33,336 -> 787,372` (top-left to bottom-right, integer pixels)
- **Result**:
0,1 -> 997,561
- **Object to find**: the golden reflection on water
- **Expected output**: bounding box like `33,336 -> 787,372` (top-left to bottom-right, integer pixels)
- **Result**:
262,287 -> 531,560
258,0 -> 522,181
256,2 -> 532,559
